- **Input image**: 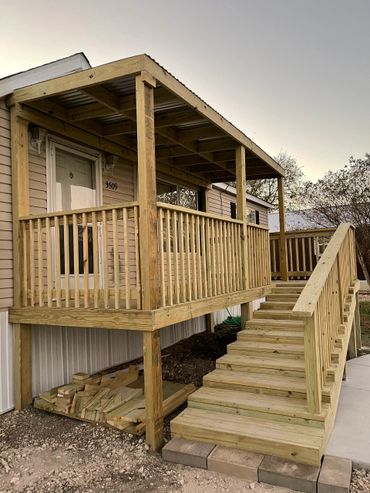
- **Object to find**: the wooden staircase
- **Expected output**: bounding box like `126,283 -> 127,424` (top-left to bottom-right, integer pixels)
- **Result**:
171,281 -> 338,465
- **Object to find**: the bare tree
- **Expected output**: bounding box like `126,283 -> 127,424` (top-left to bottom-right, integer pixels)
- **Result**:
301,155 -> 370,287
246,152 -> 305,210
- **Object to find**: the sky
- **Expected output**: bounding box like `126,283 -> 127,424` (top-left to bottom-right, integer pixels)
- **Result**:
1,0 -> 369,181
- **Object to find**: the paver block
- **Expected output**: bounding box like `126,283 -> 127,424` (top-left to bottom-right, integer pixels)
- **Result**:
259,455 -> 320,493
207,446 -> 264,480
318,455 -> 352,493
162,438 -> 215,469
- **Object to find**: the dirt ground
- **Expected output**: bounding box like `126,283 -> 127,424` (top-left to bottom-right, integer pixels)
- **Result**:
359,295 -> 370,349
0,322 -> 369,492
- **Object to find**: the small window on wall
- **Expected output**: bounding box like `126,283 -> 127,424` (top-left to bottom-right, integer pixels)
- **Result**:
156,180 -> 198,210
248,210 -> 257,224
230,202 -> 237,219
255,210 -> 260,225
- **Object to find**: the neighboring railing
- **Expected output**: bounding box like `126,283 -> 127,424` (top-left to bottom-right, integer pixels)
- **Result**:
270,228 -> 336,279
157,203 -> 249,307
18,202 -> 141,310
292,224 -> 357,413
247,223 -> 271,288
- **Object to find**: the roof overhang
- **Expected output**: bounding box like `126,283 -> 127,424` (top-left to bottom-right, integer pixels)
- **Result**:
7,54 -> 285,184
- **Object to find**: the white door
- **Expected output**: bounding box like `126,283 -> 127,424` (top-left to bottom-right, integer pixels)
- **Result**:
48,140 -> 102,290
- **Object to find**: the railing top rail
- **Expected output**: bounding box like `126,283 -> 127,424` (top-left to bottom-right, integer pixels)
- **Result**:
157,201 -> 244,225
19,201 -> 139,221
292,223 -> 354,317
247,223 -> 269,231
270,227 -> 337,239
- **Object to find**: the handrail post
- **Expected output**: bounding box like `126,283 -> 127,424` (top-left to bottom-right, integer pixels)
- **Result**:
277,177 -> 288,281
303,314 -> 322,414
236,146 -> 252,323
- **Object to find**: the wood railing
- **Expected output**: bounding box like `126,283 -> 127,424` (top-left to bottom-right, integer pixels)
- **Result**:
157,203 -> 262,307
270,228 -> 336,279
292,224 -> 357,413
18,202 -> 141,310
247,223 -> 271,288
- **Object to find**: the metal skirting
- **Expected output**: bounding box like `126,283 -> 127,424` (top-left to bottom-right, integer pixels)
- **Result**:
31,316 -> 205,396
0,311 -> 14,414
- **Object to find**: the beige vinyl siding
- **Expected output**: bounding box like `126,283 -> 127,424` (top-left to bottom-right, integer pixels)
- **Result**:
207,187 -> 268,228
0,100 -> 13,308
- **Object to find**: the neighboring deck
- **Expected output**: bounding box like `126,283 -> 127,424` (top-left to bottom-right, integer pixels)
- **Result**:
171,225 -> 360,465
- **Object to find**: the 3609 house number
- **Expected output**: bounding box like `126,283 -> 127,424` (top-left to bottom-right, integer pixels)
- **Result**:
105,180 -> 118,191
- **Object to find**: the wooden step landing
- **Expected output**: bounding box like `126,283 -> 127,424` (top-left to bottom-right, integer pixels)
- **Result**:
188,386 -> 328,426
216,353 -> 305,377
238,329 -> 304,344
171,407 -> 324,465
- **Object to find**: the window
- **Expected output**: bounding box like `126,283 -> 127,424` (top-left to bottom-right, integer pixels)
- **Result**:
230,202 -> 237,219
157,180 -> 198,210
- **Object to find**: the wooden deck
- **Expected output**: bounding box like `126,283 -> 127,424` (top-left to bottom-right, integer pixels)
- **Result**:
171,224 -> 361,465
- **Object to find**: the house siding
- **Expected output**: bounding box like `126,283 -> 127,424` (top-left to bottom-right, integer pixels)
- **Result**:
207,187 -> 269,227
0,101 -> 13,309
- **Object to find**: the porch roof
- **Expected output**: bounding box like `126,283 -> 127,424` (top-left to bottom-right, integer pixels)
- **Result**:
8,54 -> 285,184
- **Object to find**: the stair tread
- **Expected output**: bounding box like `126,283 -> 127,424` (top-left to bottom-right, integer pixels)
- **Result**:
188,386 -> 328,420
229,340 -> 304,353
171,407 -> 324,447
245,319 -> 304,328
204,369 -> 331,396
204,369 -> 309,392
217,353 -> 305,370
239,329 -> 304,338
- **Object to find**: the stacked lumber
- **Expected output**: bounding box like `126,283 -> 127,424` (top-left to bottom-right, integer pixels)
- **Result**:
34,365 -> 195,435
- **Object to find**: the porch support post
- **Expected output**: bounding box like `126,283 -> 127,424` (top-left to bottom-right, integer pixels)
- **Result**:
136,72 -> 163,450
236,146 -> 252,325
277,176 -> 288,281
143,331 -> 163,450
10,105 -> 33,409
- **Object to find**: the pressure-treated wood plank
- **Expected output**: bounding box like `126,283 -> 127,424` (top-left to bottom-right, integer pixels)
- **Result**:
136,73 -> 160,310
143,331 -> 164,450
277,177 -> 288,281
14,323 -> 32,410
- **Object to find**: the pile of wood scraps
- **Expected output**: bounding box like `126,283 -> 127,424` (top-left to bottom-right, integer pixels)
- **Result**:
34,365 -> 195,435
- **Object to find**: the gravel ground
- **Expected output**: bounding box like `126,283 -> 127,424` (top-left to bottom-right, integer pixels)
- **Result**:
0,407 -> 296,493
351,469 -> 370,492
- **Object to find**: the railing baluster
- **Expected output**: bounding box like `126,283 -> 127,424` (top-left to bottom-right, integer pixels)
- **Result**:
134,206 -> 141,309
63,215 -> 70,308
112,208 -> 120,310
29,219 -> 35,307
92,211 -> 99,309
158,208 -> 166,307
72,214 -> 80,308
185,214 -> 191,301
173,211 -> 180,304
46,217 -> 52,307
166,209 -> 173,306
123,207 -> 131,310
82,212 -> 89,308
179,212 -> 185,303
21,221 -> 28,307
196,216 -> 202,300
190,214 -> 197,300
54,216 -> 61,308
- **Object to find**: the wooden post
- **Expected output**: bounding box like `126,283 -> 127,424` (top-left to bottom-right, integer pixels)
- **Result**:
277,177 -> 288,281
304,314 -> 322,414
143,331 -> 163,450
354,292 -> 362,351
348,321 -> 358,359
205,312 -> 216,333
10,105 -> 33,409
136,72 -> 159,311
136,73 -> 163,449
236,146 -> 252,326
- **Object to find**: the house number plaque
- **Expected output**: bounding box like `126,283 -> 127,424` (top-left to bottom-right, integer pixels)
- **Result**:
105,180 -> 118,191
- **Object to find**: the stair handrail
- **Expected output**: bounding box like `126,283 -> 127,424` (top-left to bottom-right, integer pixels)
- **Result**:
291,223 -> 357,414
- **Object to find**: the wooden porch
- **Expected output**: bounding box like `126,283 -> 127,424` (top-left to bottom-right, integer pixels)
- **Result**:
7,54 -> 285,451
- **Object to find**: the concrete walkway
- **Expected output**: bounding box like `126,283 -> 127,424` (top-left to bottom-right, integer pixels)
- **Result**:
326,354 -> 370,467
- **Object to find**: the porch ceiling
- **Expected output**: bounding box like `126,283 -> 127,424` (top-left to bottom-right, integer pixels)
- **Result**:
9,54 -> 285,184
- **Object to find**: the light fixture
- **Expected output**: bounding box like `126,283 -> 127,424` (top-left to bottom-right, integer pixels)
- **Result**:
29,126 -> 46,155
104,154 -> 118,176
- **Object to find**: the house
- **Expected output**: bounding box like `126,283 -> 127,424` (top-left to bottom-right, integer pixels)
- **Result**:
0,52 -> 360,464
